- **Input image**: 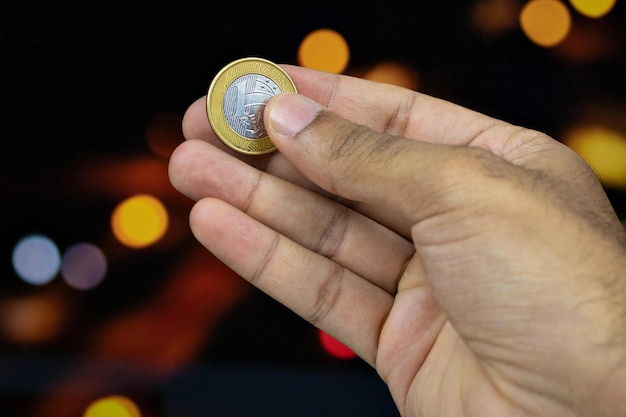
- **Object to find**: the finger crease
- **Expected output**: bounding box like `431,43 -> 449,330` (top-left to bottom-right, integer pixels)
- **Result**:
383,92 -> 416,138
314,204 -> 350,262
249,232 -> 280,286
308,262 -> 345,327
242,169 -> 264,214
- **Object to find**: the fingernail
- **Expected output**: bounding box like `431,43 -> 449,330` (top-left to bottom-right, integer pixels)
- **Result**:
267,93 -> 322,137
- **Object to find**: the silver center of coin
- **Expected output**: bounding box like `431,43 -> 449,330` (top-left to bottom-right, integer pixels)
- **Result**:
223,73 -> 282,139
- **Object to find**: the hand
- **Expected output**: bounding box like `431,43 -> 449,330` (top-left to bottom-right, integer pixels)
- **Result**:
168,65 -> 626,417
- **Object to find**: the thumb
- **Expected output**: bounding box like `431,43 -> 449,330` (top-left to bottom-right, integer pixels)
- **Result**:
264,92 -> 503,224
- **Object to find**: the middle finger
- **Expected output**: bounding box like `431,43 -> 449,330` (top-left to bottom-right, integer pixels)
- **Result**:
169,139 -> 415,294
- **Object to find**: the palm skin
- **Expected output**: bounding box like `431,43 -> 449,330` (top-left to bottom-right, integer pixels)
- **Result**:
169,65 -> 626,417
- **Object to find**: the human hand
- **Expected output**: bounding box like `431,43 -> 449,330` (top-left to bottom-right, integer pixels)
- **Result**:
168,65 -> 626,417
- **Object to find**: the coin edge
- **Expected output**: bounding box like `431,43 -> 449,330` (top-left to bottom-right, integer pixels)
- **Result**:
206,57 -> 297,155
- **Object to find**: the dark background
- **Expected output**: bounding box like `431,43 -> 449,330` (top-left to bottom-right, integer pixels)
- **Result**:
2,0 -> 626,416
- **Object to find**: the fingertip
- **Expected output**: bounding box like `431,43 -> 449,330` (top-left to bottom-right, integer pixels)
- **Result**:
189,196 -> 213,229
167,139 -> 207,197
266,92 -> 323,139
189,198 -> 264,270
182,95 -> 211,140
168,139 -> 190,181
189,197 -> 220,248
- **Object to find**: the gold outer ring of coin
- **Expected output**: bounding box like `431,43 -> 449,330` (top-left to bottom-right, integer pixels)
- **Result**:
206,57 -> 298,155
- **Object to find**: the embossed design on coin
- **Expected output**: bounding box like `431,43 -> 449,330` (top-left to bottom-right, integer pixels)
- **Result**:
207,57 -> 297,155
223,74 -> 281,139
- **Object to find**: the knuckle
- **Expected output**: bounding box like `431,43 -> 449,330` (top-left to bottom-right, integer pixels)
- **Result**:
437,147 -> 513,189
312,204 -> 350,261
416,147 -> 521,217
306,263 -> 345,326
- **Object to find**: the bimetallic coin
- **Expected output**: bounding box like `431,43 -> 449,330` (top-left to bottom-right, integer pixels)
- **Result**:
207,57 -> 297,155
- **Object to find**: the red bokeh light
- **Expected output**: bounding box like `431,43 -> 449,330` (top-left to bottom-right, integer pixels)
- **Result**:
318,330 -> 356,360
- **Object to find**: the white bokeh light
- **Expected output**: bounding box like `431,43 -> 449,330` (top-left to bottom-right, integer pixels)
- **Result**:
12,234 -> 61,285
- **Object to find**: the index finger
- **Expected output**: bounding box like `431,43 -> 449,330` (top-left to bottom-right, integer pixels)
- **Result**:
182,64 -> 500,148
284,64 -> 498,145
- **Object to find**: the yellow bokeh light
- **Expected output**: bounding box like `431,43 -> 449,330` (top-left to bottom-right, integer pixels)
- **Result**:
84,396 -> 141,417
569,0 -> 616,18
297,28 -> 350,74
520,0 -> 572,47
565,125 -> 626,188
111,194 -> 169,248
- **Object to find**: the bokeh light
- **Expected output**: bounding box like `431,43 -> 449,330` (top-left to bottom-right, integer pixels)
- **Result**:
61,242 -> 108,290
84,396 -> 141,417
470,0 -> 520,36
319,329 -> 356,360
12,234 -> 61,285
564,125 -> 626,187
146,111 -> 185,158
520,0 -> 572,47
111,194 -> 169,248
553,17 -> 618,63
3,3 -> 626,417
569,0 -> 616,18
0,293 -> 67,344
297,28 -> 350,74
363,61 -> 420,90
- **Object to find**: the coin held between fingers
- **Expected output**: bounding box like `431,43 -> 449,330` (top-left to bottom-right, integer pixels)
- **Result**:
206,57 -> 298,155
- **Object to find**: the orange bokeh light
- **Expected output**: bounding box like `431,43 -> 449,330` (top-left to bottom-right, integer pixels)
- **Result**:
297,28 -> 350,74
471,0 -> 521,36
363,61 -> 420,90
0,294 -> 67,344
520,0 -> 571,47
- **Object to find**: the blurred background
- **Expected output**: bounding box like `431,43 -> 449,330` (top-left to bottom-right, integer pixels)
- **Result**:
2,0 -> 626,416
